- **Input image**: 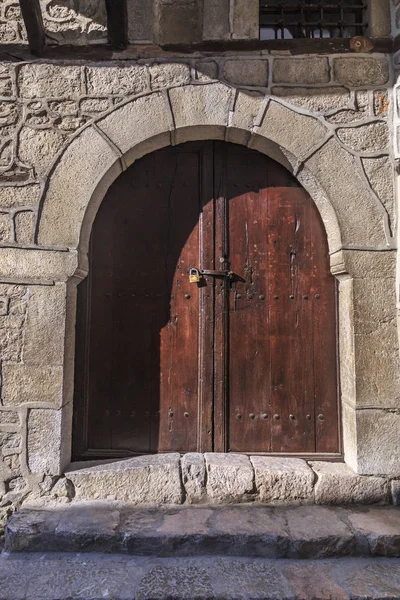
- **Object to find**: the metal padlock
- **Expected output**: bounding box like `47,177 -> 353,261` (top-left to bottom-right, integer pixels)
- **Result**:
189,268 -> 201,284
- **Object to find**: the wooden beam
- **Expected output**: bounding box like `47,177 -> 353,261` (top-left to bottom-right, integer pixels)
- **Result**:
105,0 -> 128,49
19,0 -> 45,56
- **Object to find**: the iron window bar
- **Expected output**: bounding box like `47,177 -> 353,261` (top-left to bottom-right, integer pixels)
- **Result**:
260,1 -> 367,40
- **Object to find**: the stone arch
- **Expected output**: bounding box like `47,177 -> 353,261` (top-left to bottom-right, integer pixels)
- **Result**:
36,82 -> 393,265
29,82 -> 400,476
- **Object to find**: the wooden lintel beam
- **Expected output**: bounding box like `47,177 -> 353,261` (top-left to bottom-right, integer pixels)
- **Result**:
19,0 -> 45,56
105,0 -> 128,49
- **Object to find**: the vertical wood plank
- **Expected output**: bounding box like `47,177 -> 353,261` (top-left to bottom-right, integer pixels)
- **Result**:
213,142 -> 229,452
19,0 -> 45,56
227,144 -> 271,452
311,203 -> 340,453
105,0 -> 128,49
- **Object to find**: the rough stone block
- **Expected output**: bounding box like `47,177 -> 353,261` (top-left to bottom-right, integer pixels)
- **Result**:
251,457 -> 314,503
14,211 -> 35,245
18,127 -> 66,178
181,453 -> 206,504
223,59 -> 268,87
0,184 -> 40,210
80,98 -> 110,115
339,250 -> 396,280
332,58 -> 390,87
86,65 -> 150,97
150,62 -> 191,90
0,212 -> 11,242
304,138 -> 388,248
347,507 -> 400,556
18,65 -> 83,99
311,461 -> 390,504
356,410 -> 400,477
2,364 -> 63,407
258,101 -> 327,160
169,83 -> 232,144
362,156 -> 395,227
0,410 -> 19,425
154,0 -> 202,45
228,89 -> 265,145
342,402 -> 358,473
352,292 -> 400,409
203,0 -> 230,40
272,57 -> 329,85
196,60 -> 219,81
337,122 -> 389,153
27,409 -> 63,474
272,86 -> 350,114
127,0 -> 154,41
37,126 -> 121,248
23,284 -> 67,367
231,0 -> 259,39
286,506 -> 355,558
67,455 -> 183,504
0,248 -> 78,282
205,453 -> 254,503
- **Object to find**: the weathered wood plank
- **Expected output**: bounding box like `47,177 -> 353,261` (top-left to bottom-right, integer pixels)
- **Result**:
105,0 -> 128,49
19,0 -> 45,56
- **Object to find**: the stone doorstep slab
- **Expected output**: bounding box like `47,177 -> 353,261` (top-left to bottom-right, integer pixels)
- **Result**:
63,454 -> 392,506
5,504 -> 400,559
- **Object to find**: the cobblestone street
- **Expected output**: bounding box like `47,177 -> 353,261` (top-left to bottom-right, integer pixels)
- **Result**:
0,552 -> 400,599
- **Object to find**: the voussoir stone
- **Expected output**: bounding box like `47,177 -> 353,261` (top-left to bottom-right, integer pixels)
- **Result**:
311,461 -> 390,505
251,457 -> 314,503
97,92 -> 171,157
66,454 -> 183,504
168,83 -> 233,143
37,126 -> 122,248
205,453 -> 254,503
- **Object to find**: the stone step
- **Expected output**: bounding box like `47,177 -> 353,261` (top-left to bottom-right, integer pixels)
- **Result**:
1,554 -> 400,600
5,503 -> 400,559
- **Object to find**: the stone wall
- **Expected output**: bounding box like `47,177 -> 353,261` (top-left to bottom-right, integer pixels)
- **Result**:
0,52 -> 399,526
0,0 -> 258,45
0,0 -> 392,46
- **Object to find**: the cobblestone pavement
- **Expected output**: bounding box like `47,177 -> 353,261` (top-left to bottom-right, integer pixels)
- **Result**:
0,553 -> 400,599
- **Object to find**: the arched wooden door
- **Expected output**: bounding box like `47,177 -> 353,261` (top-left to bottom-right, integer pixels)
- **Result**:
73,141 -> 340,459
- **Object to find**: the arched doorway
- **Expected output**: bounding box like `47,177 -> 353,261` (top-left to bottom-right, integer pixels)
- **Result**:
72,141 -> 339,459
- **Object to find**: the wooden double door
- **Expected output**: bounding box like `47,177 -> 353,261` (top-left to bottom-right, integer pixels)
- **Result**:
73,141 -> 340,459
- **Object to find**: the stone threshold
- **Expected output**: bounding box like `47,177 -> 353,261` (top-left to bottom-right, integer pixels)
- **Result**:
5,503 -> 400,558
51,454 -> 396,506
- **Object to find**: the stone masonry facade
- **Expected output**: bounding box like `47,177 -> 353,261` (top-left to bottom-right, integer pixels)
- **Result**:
0,0 -> 399,529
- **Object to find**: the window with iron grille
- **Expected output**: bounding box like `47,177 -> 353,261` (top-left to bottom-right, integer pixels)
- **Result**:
260,1 -> 368,40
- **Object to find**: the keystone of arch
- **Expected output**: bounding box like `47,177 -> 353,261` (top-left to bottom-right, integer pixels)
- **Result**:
37,83 -> 389,255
